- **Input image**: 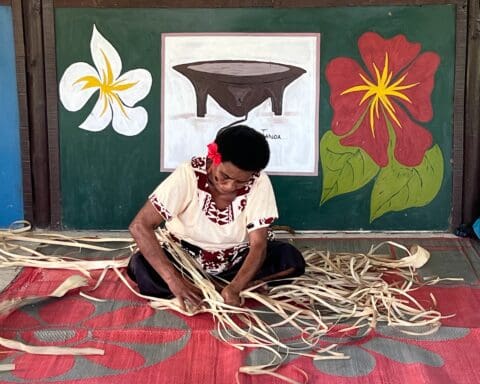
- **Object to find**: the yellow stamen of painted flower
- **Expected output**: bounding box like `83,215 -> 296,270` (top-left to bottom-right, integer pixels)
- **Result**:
73,50 -> 138,117
341,53 -> 419,137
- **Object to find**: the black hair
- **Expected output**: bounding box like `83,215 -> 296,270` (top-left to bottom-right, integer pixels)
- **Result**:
215,125 -> 270,172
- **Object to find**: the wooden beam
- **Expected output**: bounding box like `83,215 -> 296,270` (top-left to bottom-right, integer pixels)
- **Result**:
53,0 -> 464,7
11,0 -> 33,224
22,0 -> 50,228
43,0 -> 61,228
450,0 -> 468,230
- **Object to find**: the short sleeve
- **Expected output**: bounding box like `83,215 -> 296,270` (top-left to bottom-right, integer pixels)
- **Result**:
148,162 -> 193,221
245,173 -> 279,232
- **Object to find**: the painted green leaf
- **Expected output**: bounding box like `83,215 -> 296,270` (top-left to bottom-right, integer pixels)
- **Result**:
320,131 -> 379,204
370,144 -> 444,222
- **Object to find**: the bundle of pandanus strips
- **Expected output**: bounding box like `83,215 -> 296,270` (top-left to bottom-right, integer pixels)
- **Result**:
0,222 -> 456,383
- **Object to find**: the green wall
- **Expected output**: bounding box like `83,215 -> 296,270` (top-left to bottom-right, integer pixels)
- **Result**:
56,6 -> 455,230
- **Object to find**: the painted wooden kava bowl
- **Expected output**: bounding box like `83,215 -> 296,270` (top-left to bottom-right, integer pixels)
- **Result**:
173,60 -> 306,117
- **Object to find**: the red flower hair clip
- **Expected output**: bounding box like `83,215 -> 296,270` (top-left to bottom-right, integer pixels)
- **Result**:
207,142 -> 222,165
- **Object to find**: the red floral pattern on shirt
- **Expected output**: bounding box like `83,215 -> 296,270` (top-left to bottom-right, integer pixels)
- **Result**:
198,245 -> 248,274
191,156 -> 206,169
246,217 -> 275,231
169,233 -> 248,274
202,194 -> 234,225
149,195 -> 173,221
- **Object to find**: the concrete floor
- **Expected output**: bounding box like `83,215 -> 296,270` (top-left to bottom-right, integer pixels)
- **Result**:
0,267 -> 21,292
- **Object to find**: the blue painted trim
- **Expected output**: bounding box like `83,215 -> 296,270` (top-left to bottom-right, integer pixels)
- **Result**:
0,6 -> 23,228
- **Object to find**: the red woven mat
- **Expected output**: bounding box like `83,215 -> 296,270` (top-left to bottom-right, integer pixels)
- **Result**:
1,237 -> 480,384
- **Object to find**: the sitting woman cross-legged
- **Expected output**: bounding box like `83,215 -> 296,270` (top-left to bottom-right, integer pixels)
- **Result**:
128,125 -> 305,310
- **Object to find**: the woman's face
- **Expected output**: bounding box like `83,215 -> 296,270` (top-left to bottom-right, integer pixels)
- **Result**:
208,161 -> 254,194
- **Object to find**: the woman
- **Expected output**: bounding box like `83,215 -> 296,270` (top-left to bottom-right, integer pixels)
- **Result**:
128,125 -> 305,310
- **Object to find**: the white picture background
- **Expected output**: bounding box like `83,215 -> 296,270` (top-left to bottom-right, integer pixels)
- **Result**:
161,33 -> 320,175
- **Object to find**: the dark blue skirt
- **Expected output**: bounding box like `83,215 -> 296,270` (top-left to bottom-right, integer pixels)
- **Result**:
127,240 -> 305,298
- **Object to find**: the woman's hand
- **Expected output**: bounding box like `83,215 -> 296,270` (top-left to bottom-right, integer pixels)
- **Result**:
167,273 -> 203,312
221,284 -> 243,307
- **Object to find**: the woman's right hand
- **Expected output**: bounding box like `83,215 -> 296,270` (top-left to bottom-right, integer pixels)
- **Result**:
129,202 -> 203,312
167,272 -> 203,312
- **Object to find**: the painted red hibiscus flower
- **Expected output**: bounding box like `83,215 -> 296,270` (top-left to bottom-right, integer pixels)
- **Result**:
326,32 -> 440,167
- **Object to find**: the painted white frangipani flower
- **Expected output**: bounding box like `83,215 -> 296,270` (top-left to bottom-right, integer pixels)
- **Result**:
59,25 -> 152,136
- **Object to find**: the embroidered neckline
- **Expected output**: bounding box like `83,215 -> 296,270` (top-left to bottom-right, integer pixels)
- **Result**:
191,156 -> 258,225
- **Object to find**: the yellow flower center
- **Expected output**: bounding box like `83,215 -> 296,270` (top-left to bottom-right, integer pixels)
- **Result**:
341,53 -> 419,137
74,50 -> 137,117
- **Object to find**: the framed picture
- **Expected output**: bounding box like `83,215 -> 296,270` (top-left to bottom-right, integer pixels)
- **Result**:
161,33 -> 320,175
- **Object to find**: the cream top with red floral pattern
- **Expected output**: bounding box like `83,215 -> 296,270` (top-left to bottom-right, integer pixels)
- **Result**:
149,156 -> 278,274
